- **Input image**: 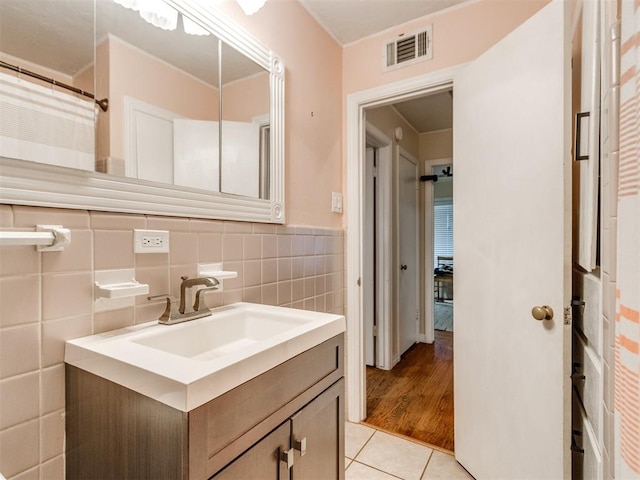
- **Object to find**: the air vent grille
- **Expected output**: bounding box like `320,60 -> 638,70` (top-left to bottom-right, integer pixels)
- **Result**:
396,36 -> 416,64
383,25 -> 433,72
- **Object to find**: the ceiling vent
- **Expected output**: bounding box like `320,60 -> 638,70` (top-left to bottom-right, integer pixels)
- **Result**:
383,25 -> 433,72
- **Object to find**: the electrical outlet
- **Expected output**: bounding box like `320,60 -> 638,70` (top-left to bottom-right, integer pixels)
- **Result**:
331,192 -> 343,213
133,229 -> 170,254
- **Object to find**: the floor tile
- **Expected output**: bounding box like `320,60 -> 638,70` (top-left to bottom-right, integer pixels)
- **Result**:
346,457 -> 353,470
355,430 -> 433,480
345,421 -> 376,459
422,451 -> 474,480
346,461 -> 400,480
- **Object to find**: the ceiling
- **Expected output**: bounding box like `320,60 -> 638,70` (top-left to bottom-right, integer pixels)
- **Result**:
0,0 -> 263,85
297,0 -> 468,45
1,0 -> 457,131
393,91 -> 453,133
297,0 -> 460,133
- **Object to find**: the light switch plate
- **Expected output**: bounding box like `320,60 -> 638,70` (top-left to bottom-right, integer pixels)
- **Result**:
331,192 -> 343,213
133,229 -> 170,253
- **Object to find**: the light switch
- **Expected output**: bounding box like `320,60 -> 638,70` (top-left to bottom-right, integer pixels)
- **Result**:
331,192 -> 343,213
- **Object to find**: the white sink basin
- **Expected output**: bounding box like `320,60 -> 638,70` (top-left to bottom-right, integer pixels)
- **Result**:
133,309 -> 310,360
65,302 -> 345,412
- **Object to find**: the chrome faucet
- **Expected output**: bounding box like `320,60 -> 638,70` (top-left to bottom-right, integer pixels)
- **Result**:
148,276 -> 220,325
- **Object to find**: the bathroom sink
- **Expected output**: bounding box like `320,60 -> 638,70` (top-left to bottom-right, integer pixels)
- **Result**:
132,308 -> 312,361
65,302 -> 345,412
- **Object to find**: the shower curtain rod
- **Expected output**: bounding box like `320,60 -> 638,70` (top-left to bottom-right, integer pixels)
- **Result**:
0,60 -> 109,112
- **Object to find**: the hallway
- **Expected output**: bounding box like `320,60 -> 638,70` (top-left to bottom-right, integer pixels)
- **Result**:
365,331 -> 454,451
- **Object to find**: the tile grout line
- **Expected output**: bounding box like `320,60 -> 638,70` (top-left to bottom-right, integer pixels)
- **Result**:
420,449 -> 435,479
348,460 -> 405,479
350,427 -> 378,462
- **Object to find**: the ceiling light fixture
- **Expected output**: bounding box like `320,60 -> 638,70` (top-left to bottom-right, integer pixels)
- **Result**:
113,0 -> 178,30
235,0 -> 267,15
113,0 -> 210,36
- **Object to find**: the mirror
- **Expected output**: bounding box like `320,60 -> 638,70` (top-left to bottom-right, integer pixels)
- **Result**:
0,0 -> 284,223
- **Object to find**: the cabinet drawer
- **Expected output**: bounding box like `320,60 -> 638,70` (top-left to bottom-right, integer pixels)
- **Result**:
189,334 -> 344,478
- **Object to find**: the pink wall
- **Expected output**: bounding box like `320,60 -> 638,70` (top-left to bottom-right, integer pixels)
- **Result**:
343,0 -> 550,96
215,0 -> 343,228
222,72 -> 270,122
106,35 -> 220,161
213,0 -> 549,227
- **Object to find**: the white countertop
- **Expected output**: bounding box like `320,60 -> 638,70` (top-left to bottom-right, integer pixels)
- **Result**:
65,302 -> 345,412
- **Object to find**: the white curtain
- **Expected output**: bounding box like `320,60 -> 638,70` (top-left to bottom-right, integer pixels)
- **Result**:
615,1 -> 640,477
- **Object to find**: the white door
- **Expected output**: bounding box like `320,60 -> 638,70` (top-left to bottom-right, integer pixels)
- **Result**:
453,1 -> 570,478
174,119 -> 220,191
398,152 -> 418,356
135,111 -> 174,184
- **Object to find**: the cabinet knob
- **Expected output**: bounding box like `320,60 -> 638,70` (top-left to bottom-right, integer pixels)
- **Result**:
281,448 -> 294,469
294,437 -> 307,457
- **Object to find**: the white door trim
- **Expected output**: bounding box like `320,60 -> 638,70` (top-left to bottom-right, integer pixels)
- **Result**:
365,123 -> 394,370
346,64 -> 464,422
423,157 -> 453,344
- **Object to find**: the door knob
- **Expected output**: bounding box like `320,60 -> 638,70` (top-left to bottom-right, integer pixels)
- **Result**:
400,264 -> 408,270
531,305 -> 554,321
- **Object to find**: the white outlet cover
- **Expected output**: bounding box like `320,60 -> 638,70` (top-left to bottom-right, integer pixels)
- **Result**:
133,229 -> 170,254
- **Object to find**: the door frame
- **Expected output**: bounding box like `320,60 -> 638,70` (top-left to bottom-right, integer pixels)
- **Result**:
423,157 -> 453,344
364,123 -> 394,370
346,65 -> 463,422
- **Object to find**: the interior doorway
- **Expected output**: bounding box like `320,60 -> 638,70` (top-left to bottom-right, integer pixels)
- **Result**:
431,163 -> 454,333
361,90 -> 455,451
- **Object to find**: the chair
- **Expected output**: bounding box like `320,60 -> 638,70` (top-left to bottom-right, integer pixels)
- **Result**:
434,256 -> 453,302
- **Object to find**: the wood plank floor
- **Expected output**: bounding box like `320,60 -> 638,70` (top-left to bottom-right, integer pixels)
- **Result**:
434,302 -> 453,332
365,331 -> 454,451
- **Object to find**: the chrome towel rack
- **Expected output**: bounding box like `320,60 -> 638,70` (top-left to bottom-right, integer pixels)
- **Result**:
0,225 -> 71,251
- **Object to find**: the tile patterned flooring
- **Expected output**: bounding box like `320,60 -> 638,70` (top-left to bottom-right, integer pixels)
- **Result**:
345,422 -> 474,480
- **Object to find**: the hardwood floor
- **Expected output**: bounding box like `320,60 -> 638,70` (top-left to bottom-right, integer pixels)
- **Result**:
365,331 -> 454,451
434,302 -> 453,332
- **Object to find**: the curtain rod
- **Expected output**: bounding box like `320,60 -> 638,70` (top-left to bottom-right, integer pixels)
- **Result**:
0,60 -> 109,112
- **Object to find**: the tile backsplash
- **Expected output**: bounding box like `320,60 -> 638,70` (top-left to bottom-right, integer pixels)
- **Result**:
0,205 -> 345,479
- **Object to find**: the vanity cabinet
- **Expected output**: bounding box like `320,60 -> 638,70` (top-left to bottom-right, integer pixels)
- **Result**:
213,379 -> 343,480
66,334 -> 344,480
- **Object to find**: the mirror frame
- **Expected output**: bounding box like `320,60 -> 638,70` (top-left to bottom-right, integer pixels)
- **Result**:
0,0 -> 285,223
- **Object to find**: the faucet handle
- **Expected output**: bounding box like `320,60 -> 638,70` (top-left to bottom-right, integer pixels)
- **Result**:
147,294 -> 178,324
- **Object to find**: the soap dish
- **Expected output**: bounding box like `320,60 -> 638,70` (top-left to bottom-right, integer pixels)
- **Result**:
95,281 -> 149,299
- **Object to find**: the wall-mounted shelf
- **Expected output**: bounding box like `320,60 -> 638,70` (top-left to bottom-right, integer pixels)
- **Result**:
198,263 -> 238,280
0,224 -> 71,251
95,269 -> 149,312
95,281 -> 149,300
197,263 -> 237,293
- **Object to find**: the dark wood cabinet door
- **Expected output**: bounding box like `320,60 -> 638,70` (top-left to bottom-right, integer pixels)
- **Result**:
211,421 -> 291,480
291,379 -> 345,480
